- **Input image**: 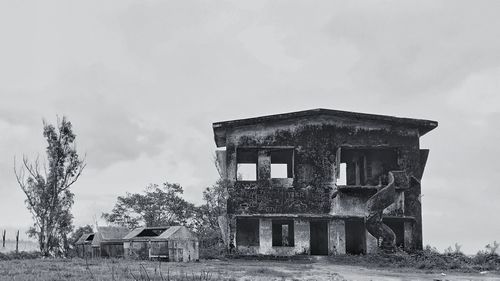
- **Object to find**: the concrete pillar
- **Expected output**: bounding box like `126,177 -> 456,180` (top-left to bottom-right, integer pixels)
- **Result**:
329,219 -> 346,255
215,150 -> 227,179
294,220 -> 310,255
404,221 -> 413,251
258,150 -> 271,180
227,146 -> 237,181
259,218 -> 272,254
229,215 -> 237,250
366,231 -> 379,254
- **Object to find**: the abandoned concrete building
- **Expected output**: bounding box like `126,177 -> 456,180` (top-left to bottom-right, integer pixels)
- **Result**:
213,108 -> 437,255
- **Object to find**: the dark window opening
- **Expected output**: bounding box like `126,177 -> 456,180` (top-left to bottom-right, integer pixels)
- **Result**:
384,220 -> 405,249
237,148 -> 258,181
137,228 -> 168,237
310,221 -> 328,255
85,234 -> 94,241
272,220 -> 294,246
345,220 -> 366,255
271,149 -> 293,178
236,218 -> 260,246
340,148 -> 398,186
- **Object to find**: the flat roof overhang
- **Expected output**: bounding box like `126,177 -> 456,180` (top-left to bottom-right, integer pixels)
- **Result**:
213,108 -> 438,147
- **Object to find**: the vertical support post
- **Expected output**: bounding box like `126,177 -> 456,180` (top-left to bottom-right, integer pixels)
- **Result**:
257,149 -> 271,181
2,230 -> 5,248
16,230 -> 19,253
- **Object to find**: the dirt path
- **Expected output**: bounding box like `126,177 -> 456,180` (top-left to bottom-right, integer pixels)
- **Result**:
215,260 -> 500,281
305,263 -> 499,281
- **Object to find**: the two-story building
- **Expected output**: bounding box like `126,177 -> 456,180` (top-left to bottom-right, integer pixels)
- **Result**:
213,108 -> 437,255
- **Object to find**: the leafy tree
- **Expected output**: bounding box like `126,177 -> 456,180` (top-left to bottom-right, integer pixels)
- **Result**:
485,241 -> 499,255
192,179 -> 228,257
70,225 -> 94,246
193,179 -> 228,231
14,117 -> 86,257
102,182 -> 195,229
68,224 -> 93,257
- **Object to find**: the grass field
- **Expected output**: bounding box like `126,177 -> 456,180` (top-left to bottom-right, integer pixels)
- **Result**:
0,258 -> 499,281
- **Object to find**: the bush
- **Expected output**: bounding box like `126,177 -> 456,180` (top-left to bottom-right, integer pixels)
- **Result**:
0,251 -> 41,260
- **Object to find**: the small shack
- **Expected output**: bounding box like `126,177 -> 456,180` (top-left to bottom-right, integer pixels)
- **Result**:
157,226 -> 199,262
75,233 -> 94,258
124,226 -> 199,262
92,226 -> 129,258
123,226 -> 169,259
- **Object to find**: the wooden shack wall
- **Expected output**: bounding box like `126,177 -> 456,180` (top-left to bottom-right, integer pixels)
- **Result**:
124,239 -> 199,262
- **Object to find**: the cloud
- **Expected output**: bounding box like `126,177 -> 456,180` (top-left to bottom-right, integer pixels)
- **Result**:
325,0 -> 500,96
446,67 -> 500,115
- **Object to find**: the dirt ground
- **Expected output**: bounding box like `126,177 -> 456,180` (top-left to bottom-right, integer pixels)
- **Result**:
0,258 -> 498,281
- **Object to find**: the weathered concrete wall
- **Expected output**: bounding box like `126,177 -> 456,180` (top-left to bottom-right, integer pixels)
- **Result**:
294,220 -> 310,255
228,184 -> 331,214
366,231 -> 379,254
125,241 -> 149,259
255,219 -> 310,256
383,190 -> 405,216
404,221 -> 413,251
331,193 -> 371,217
259,219 -> 273,254
225,117 -> 420,217
329,220 -> 345,254
176,240 -> 199,262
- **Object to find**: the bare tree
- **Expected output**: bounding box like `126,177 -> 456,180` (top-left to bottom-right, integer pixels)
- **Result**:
14,117 -> 86,257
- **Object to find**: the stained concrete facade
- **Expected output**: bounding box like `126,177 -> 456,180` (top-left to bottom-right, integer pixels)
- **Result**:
213,109 -> 437,255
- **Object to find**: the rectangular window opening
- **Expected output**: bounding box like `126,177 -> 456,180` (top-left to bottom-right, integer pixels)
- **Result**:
337,163 -> 347,185
270,149 -> 293,179
237,163 -> 257,181
237,148 -> 258,181
272,220 -> 294,247
340,148 -> 398,186
236,218 -> 260,246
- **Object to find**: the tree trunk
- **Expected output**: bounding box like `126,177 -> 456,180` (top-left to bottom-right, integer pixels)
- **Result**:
15,230 -> 19,253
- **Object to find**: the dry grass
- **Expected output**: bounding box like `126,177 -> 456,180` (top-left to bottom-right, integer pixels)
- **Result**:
0,258 -> 338,281
0,256 -> 498,281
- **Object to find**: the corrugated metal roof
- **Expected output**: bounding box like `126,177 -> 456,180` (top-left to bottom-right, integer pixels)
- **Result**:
157,226 -> 197,240
76,233 -> 94,245
123,226 -> 170,240
92,226 -> 130,246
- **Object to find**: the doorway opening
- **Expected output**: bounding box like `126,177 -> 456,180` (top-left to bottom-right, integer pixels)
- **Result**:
384,220 -> 405,249
345,219 -> 366,255
310,221 -> 328,255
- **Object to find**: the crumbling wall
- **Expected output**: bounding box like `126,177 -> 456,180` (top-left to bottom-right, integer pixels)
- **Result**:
225,116 -> 420,216
328,220 -> 346,254
256,219 -> 309,256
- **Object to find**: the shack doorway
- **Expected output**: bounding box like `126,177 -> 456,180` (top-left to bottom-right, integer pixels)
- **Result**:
345,220 -> 366,255
310,221 -> 328,255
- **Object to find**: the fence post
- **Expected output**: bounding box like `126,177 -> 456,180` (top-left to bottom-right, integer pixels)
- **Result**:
2,230 -> 5,248
16,230 -> 19,253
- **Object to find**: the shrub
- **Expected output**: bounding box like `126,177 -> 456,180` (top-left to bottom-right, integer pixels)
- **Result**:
0,251 -> 41,260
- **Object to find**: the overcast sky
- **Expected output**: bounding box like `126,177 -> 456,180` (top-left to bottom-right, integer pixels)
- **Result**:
1,0 -> 499,254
